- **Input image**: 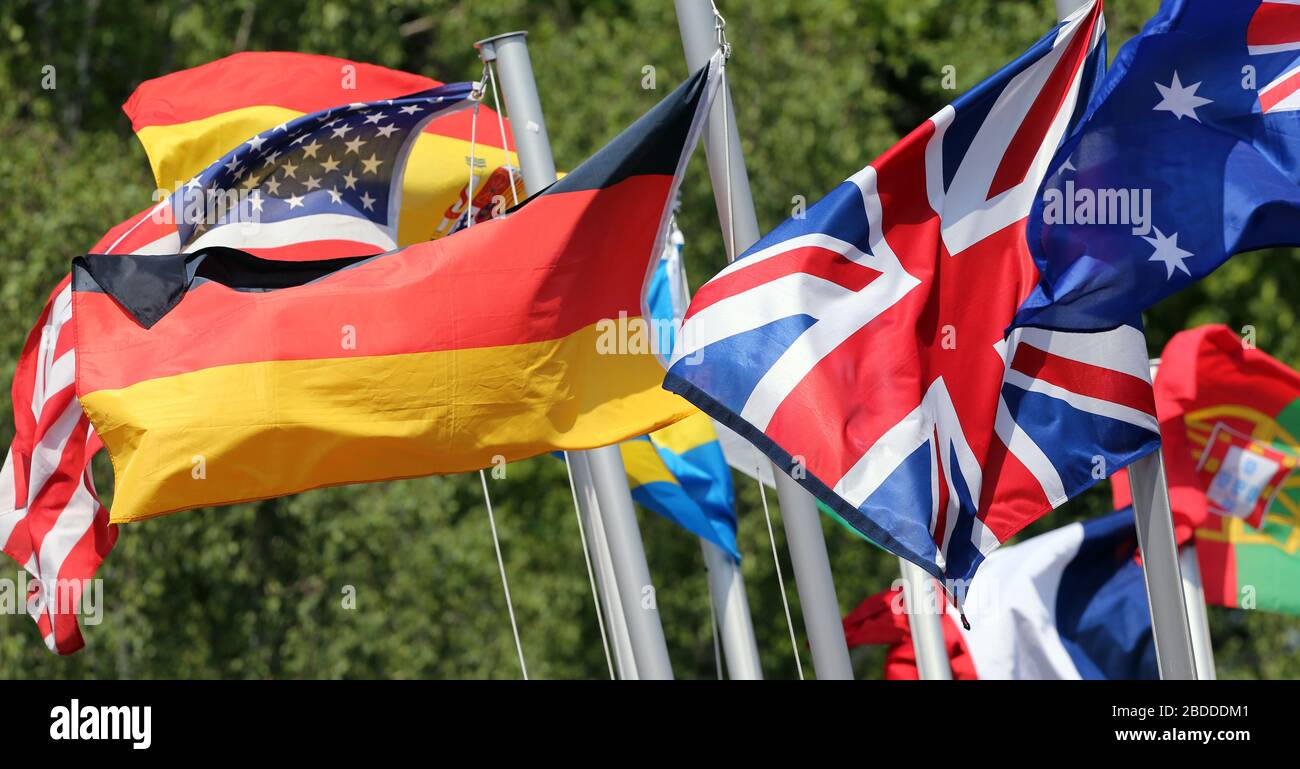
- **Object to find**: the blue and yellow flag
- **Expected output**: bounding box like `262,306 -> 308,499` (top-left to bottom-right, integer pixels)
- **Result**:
619,226 -> 740,559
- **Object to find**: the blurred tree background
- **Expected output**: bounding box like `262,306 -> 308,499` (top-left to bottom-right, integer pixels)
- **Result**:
1,0 -> 1296,679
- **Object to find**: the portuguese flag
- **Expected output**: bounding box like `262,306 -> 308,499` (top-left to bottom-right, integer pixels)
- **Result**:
1155,325 -> 1300,616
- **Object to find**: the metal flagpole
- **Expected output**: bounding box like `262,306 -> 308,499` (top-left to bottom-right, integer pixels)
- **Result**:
585,447 -> 675,678
1127,452 -> 1198,679
1046,0 -> 1197,681
674,0 -> 855,679
700,540 -> 763,679
476,31 -> 675,679
672,227 -> 764,679
899,559 -> 953,680
1180,543 -> 1218,680
1149,356 -> 1217,679
570,452 -> 640,679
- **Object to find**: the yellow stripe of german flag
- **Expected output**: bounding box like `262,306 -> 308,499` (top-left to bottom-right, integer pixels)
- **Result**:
85,323 -> 690,522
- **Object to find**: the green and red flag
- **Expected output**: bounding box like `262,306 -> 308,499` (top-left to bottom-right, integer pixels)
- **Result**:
1118,325 -> 1300,615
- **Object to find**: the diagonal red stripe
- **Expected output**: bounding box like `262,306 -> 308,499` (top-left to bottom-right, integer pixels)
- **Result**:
686,244 -> 882,321
932,426 -> 949,550
1249,2 -> 1300,47
1010,342 -> 1155,416
975,434 -> 1053,544
986,8 -> 1096,200
1260,66 -> 1300,112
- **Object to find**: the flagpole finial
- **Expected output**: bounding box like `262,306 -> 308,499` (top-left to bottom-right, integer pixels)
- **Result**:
473,30 -> 528,62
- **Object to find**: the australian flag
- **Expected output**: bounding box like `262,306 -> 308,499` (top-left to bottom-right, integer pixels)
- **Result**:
664,1 -> 1161,587
1014,0 -> 1300,331
164,81 -> 475,257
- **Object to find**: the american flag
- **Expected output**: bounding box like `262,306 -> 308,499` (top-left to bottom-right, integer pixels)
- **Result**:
1,83 -> 474,653
664,1 -> 1160,585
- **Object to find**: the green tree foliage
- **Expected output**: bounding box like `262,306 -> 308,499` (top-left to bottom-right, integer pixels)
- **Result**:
0,0 -> 1295,678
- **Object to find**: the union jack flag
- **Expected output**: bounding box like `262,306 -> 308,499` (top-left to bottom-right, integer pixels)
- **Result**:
1252,1 -> 1300,114
664,1 -> 1160,585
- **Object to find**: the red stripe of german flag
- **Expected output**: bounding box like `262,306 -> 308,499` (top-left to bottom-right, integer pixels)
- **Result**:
75,179 -> 660,392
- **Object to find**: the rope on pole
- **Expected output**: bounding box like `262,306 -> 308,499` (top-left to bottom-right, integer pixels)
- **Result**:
563,452 -> 618,679
464,65 -> 488,230
706,570 -> 724,679
755,454 -> 805,680
480,469 -> 529,679
487,63 -> 521,207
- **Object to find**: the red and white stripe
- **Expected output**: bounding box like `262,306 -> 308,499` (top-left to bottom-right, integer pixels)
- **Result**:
670,3 -> 1152,577
4,182 -> 403,652
1,278 -> 115,654
1248,0 -> 1300,56
1260,62 -> 1300,114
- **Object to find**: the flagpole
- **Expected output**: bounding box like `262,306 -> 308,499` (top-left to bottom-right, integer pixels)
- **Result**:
700,540 -> 763,679
584,448 -> 676,679
1126,452 -> 1198,679
1149,357 -> 1217,680
477,31 -> 675,679
1045,0 -> 1196,682
899,559 -> 953,680
674,0 -> 855,680
671,239 -> 764,679
570,452 -> 641,678
1180,543 -> 1217,680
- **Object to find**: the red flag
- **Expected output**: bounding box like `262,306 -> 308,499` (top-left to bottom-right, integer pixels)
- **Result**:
843,588 -> 978,680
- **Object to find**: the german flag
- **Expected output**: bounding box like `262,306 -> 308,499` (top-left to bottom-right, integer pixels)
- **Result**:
73,58 -> 720,523
124,51 -> 519,247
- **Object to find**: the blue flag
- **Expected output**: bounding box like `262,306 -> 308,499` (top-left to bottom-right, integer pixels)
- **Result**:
621,225 -> 739,559
1014,0 -> 1300,332
561,225 -> 740,558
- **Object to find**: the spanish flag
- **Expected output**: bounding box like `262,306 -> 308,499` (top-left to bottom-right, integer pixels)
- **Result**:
124,51 -> 520,247
73,58 -> 720,523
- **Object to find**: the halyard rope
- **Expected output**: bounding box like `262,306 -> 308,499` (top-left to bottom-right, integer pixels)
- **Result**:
707,572 -> 724,679
562,452 -> 618,679
487,63 -> 521,208
714,1 -> 806,680
465,65 -> 488,229
480,469 -> 529,679
755,455 -> 806,680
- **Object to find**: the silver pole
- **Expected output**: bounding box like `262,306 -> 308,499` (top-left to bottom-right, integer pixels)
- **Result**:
1148,359 -> 1217,680
571,453 -> 639,679
775,474 -> 854,679
478,31 -> 674,679
899,558 -> 953,680
701,540 -> 763,679
476,33 -> 557,193
1180,543 -> 1218,680
586,446 -> 675,678
1127,452 -> 1198,679
1050,0 -> 1197,682
1054,0 -> 1087,20
1126,355 -> 1197,680
674,0 -> 854,679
